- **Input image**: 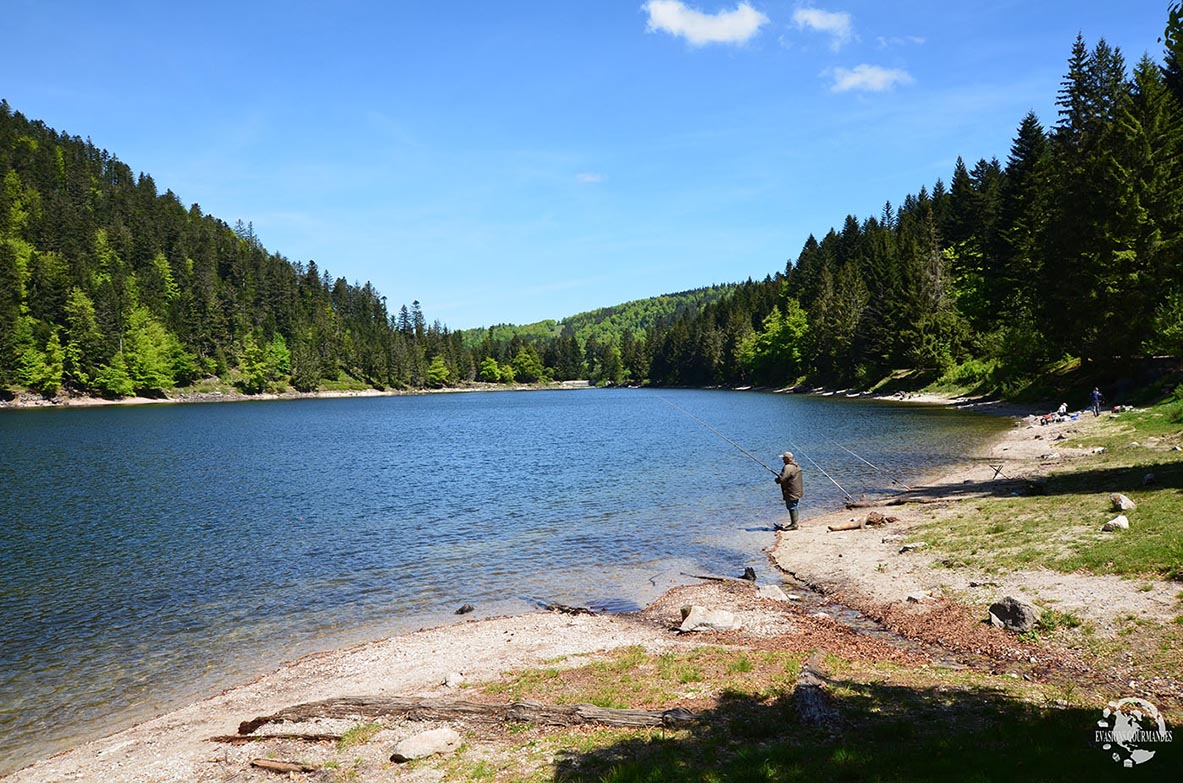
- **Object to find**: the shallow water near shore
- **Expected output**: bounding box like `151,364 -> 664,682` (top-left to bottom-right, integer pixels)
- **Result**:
0,387 -> 1006,774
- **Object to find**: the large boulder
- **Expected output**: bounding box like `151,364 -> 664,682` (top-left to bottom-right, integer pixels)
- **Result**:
390,727 -> 462,762
988,596 -> 1042,632
679,605 -> 741,633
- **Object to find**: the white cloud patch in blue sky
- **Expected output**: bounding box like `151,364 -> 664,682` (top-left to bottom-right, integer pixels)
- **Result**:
876,35 -> 925,49
792,5 -> 854,51
644,1 -> 768,46
576,172 -> 604,183
830,64 -> 914,92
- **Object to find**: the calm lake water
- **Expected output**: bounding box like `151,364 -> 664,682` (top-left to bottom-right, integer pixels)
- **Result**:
0,388 -> 1006,773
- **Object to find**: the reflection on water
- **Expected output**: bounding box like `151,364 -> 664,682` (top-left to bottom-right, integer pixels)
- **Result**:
0,388 -> 1005,773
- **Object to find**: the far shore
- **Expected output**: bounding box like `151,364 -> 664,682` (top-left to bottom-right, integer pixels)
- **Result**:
0,379 -> 594,409
0,378 -> 1040,419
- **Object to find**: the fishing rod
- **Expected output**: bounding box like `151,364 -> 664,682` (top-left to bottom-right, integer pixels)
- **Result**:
658,396 -> 780,477
786,438 -> 855,502
659,395 -> 855,501
821,434 -> 912,491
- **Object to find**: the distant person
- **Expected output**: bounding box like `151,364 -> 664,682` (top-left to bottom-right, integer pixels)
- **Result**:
1057,402 -> 1067,417
774,451 -> 803,531
1091,387 -> 1103,417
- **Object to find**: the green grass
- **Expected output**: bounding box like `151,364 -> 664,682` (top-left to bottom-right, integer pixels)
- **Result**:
335,722 -> 382,751
546,671 -> 1177,783
915,406 -> 1183,580
427,644 -> 1183,781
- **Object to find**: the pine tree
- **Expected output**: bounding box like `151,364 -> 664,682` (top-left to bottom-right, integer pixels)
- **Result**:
999,112 -> 1051,319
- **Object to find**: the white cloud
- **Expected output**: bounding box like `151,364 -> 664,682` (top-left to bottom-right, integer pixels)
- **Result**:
644,1 -> 768,46
576,172 -> 604,183
876,35 -> 925,49
792,5 -> 854,51
830,64 -> 914,92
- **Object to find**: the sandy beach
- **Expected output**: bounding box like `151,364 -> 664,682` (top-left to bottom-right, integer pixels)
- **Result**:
5,396 -> 1179,781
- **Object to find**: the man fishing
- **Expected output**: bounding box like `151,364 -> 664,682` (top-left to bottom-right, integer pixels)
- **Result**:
774,451 -> 803,531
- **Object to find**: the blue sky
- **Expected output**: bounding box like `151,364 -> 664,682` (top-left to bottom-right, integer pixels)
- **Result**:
2,1 -> 1172,329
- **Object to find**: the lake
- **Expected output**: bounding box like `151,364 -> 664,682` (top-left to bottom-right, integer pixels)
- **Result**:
0,388 -> 1006,774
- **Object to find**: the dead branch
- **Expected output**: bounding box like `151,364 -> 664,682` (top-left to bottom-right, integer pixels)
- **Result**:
237,696 -> 696,736
210,733 -> 341,745
249,758 -> 319,774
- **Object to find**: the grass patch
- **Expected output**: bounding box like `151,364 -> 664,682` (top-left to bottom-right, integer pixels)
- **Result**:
1037,608 -> 1083,633
435,649 -> 1183,781
915,406 -> 1183,580
545,671 -> 1166,782
335,722 -> 381,752
479,646 -> 804,712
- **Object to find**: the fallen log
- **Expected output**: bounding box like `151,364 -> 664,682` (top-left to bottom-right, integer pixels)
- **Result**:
827,519 -> 864,532
680,571 -> 754,585
536,601 -> 597,615
844,495 -> 949,509
210,732 -> 341,745
238,697 -> 696,736
250,758 -> 319,774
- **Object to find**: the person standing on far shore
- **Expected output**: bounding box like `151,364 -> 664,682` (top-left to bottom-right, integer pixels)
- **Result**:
775,452 -> 803,531
1091,387 -> 1103,417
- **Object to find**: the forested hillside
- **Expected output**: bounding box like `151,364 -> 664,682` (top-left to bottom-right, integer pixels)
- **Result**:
0,100 -> 479,395
636,18 -> 1183,394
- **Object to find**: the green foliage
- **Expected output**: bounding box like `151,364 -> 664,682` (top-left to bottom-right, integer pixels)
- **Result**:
478,355 -> 501,382
124,306 -> 176,393
426,354 -> 449,387
93,351 -> 135,397
236,332 -> 269,394
511,345 -> 546,383
62,288 -> 102,387
16,319 -> 62,394
0,102 -> 472,397
738,298 -> 807,385
336,722 -> 382,752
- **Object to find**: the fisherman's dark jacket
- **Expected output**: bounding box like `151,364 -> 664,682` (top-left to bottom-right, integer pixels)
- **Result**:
776,462 -> 803,501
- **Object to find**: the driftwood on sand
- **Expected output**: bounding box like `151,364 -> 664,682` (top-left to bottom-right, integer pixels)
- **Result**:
844,496 -> 946,509
237,696 -> 696,736
250,758 -> 320,774
210,732 -> 341,745
828,511 -> 898,532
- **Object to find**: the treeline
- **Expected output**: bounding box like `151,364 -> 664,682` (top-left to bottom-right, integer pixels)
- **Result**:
457,285 -> 737,385
448,14 -> 1183,393
0,100 -> 483,396
641,18 -> 1183,391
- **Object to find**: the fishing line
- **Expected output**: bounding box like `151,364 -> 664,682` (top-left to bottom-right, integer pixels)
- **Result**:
657,396 -> 779,477
785,438 -> 855,502
658,395 -> 854,501
821,434 -> 912,491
